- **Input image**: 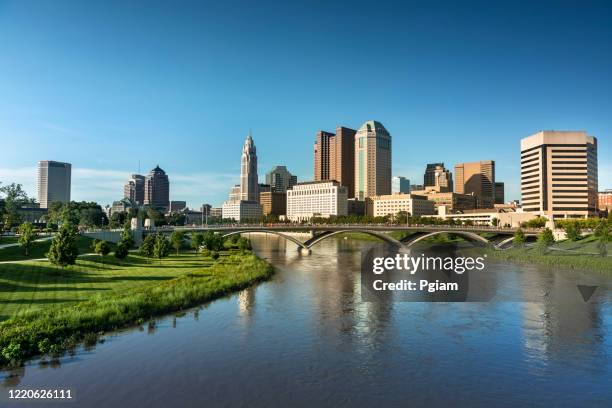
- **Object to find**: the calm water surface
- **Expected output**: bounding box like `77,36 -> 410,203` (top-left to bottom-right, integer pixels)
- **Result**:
1,235 -> 611,407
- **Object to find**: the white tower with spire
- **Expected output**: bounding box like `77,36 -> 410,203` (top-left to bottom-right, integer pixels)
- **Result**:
240,132 -> 259,202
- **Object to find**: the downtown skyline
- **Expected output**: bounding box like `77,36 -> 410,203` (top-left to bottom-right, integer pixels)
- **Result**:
1,1 -> 612,207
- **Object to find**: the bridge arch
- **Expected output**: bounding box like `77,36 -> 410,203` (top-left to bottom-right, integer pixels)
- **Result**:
221,230 -> 308,251
402,230 -> 490,248
304,230 -> 404,249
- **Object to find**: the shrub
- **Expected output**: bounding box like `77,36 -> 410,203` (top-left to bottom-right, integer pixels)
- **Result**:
114,242 -> 129,260
513,228 -> 526,246
47,224 -> 79,268
95,240 -> 111,257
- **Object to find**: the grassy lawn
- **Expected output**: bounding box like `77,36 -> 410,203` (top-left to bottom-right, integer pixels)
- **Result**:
0,251 -> 217,321
0,248 -> 273,365
0,236 -> 20,245
0,235 -> 95,262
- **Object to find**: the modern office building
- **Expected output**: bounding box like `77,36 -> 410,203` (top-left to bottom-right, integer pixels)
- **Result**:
520,130 -> 598,218
354,120 -> 392,200
222,200 -> 262,222
201,204 -> 212,218
455,160 -> 495,209
123,174 -> 145,205
494,182 -> 505,205
240,133 -> 259,202
392,176 -> 411,194
265,166 -> 297,192
286,181 -> 348,222
599,190 -> 612,211
37,160 -> 71,209
259,191 -> 286,216
210,207 -> 223,218
314,126 -> 357,198
410,187 -> 477,212
423,163 -> 453,192
369,193 -> 435,218
144,165 -> 170,210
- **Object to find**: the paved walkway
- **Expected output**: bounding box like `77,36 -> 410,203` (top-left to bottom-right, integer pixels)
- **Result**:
0,236 -> 53,250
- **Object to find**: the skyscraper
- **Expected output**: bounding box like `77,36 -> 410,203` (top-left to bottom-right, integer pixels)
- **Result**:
265,165 -> 297,192
423,163 -> 453,192
520,130 -> 598,218
240,133 -> 259,202
313,126 -> 357,198
222,133 -> 263,221
354,120 -> 392,200
37,160 -> 71,209
392,176 -> 410,194
123,174 -> 145,205
494,182 -> 505,205
144,165 -> 170,210
454,160 -> 495,208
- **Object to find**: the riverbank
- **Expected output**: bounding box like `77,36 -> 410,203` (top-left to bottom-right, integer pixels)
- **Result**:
0,250 -> 273,367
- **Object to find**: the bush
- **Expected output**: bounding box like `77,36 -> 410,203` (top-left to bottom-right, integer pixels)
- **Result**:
564,221 -> 582,241
513,228 -> 526,246
95,240 -> 111,257
47,224 -> 79,268
211,251 -> 219,260
114,242 -> 129,260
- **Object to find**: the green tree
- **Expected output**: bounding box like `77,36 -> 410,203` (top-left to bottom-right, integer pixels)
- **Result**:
565,221 -> 581,241
119,224 -> 135,249
139,234 -> 156,261
594,219 -> 609,238
191,232 -> 204,254
17,222 -> 37,256
170,230 -> 185,255
47,224 -> 79,268
203,231 -> 225,251
153,233 -> 170,263
597,224 -> 608,257
491,217 -> 500,227
114,242 -> 129,260
0,183 -> 32,231
237,237 -> 252,251
513,228 -> 526,247
536,228 -> 555,254
94,240 -> 111,263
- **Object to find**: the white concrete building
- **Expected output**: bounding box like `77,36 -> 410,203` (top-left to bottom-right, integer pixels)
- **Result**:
286,181 -> 348,222
426,207 -> 538,227
222,200 -> 262,222
369,193 -> 435,217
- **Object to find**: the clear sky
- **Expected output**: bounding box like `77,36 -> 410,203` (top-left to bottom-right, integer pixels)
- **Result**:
1,0 -> 611,208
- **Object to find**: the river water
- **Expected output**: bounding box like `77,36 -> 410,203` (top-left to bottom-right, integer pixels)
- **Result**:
1,235 -> 611,407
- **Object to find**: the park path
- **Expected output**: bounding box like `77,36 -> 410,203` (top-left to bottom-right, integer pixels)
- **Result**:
0,236 -> 53,250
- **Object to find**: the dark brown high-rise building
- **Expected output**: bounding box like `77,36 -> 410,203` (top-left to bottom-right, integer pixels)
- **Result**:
313,126 -> 356,198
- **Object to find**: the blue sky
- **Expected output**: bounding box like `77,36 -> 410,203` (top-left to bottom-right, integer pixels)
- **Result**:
0,0 -> 611,208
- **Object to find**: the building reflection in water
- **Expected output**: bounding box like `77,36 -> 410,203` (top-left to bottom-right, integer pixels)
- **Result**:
521,265 -> 604,364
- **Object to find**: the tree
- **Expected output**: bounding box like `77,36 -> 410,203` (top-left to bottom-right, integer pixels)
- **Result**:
565,221 -> 581,241
139,234 -> 156,261
17,222 -> 37,256
0,183 -> 32,230
536,228 -> 555,254
47,224 -> 79,268
594,219 -> 609,257
114,242 -> 129,260
153,233 -> 170,263
203,231 -> 225,251
191,232 -> 204,254
513,228 -> 526,247
94,240 -> 111,262
237,237 -> 251,251
491,217 -> 500,227
170,230 -> 185,255
119,224 -> 135,249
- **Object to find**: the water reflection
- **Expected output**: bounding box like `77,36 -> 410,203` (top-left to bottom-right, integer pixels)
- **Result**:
0,233 -> 610,407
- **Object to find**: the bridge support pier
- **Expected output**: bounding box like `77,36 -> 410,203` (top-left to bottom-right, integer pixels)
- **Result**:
298,247 -> 312,255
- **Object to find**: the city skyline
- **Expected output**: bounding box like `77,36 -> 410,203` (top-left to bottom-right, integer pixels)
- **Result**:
1,1 -> 612,207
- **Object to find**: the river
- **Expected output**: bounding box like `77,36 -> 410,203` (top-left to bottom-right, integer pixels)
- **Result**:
1,235 -> 611,407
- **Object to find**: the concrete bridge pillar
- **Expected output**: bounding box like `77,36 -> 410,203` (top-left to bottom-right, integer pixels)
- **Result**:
298,246 -> 312,255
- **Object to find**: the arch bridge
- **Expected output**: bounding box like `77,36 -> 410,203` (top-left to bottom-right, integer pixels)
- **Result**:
169,225 -> 538,253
